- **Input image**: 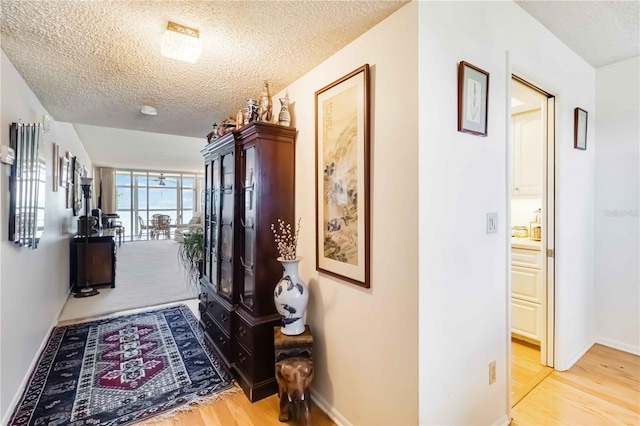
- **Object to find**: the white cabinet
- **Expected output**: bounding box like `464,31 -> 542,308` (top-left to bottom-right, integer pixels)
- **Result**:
512,265 -> 543,302
511,246 -> 544,342
512,298 -> 544,341
511,109 -> 543,198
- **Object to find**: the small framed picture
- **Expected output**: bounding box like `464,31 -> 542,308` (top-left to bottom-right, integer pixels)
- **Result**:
458,61 -> 490,136
60,156 -> 69,189
52,142 -> 59,192
66,185 -> 73,209
574,107 -> 588,150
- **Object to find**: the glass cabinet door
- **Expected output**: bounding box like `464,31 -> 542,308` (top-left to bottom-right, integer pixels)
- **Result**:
203,163 -> 211,279
240,146 -> 256,310
218,151 -> 234,299
209,157 -> 220,286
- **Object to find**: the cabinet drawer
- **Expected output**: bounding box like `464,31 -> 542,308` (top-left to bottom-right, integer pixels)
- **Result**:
511,299 -> 543,342
202,313 -> 232,362
235,342 -> 254,380
207,298 -> 233,336
198,291 -> 208,316
512,266 -> 543,303
512,248 -> 543,269
234,314 -> 254,354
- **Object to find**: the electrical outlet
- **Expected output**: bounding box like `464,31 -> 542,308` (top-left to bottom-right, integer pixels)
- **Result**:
487,212 -> 498,234
489,361 -> 497,384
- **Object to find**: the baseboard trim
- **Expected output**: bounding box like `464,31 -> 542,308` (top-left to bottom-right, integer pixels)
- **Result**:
596,336 -> 640,356
1,290 -> 70,425
310,388 -> 350,426
556,339 -> 595,371
492,414 -> 511,426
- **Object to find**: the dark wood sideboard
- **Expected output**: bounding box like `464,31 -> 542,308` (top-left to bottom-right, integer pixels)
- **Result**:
199,122 -> 296,402
70,228 -> 116,290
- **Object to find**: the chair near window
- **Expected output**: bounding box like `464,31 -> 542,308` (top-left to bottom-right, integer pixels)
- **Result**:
150,214 -> 163,239
174,212 -> 204,242
155,214 -> 171,239
138,215 -> 152,239
113,220 -> 125,247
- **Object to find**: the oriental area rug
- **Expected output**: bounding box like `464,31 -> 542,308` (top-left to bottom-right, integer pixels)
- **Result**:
9,305 -> 233,426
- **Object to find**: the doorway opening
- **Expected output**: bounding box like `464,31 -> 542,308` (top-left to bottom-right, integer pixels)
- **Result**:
509,75 -> 556,406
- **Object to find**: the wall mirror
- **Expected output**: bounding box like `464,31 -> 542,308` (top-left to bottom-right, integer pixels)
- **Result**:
8,122 -> 46,249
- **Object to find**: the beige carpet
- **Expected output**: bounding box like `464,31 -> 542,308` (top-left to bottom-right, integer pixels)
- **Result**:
59,239 -> 199,321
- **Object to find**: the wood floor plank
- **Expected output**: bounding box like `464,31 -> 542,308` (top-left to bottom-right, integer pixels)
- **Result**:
512,366 -> 553,407
511,338 -> 550,406
141,386 -> 336,426
512,344 -> 640,426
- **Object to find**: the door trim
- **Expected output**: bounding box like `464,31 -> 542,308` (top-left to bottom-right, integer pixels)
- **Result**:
511,75 -> 556,368
507,71 -> 557,411
544,95 -> 555,368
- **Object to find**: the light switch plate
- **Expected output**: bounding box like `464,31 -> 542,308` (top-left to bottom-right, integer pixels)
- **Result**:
487,212 -> 498,234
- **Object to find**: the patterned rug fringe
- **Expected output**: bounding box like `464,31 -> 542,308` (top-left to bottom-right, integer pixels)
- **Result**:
56,300 -> 194,327
136,384 -> 243,425
9,305 -> 236,426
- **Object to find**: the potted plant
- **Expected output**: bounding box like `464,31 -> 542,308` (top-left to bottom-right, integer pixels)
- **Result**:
177,227 -> 204,289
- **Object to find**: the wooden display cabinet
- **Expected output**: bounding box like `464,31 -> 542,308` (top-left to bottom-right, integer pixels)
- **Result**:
200,122 -> 295,402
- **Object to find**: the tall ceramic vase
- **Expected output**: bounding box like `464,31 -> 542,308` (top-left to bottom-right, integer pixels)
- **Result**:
278,97 -> 291,127
273,257 -> 308,335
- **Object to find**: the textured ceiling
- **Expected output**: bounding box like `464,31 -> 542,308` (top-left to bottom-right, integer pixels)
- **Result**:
0,0 -> 408,140
515,0 -> 640,68
1,1 -> 637,172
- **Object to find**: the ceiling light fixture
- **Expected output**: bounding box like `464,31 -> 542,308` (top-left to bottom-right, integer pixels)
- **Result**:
141,105 -> 158,116
161,21 -> 202,64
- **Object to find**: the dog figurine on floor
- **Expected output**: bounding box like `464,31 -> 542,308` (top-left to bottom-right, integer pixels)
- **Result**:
275,357 -> 314,426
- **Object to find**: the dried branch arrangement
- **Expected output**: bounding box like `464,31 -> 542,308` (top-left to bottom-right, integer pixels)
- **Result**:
270,218 -> 301,260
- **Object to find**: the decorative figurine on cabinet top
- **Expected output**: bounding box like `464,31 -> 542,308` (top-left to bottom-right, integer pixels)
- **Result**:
235,109 -> 245,130
245,99 -> 259,124
207,123 -> 218,143
278,95 -> 291,127
258,80 -> 273,122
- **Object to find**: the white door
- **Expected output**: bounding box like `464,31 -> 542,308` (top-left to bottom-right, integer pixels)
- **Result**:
510,76 -> 555,368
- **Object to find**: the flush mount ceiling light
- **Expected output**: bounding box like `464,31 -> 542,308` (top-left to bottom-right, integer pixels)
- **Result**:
161,21 -> 202,63
141,105 -> 158,116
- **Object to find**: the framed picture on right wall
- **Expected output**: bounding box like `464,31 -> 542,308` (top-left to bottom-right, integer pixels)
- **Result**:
458,60 -> 489,136
574,107 -> 588,150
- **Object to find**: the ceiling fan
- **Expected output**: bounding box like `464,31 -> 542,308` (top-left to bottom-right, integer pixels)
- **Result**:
153,173 -> 175,187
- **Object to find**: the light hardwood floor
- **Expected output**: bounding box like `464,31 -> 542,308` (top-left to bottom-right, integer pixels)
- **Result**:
145,342 -> 638,425
511,338 -> 553,406
57,305 -> 637,425
512,344 -> 640,425
57,302 -> 336,426
141,390 -> 336,426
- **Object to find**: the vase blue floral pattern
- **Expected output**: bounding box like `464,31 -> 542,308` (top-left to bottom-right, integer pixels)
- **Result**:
273,257 -> 308,335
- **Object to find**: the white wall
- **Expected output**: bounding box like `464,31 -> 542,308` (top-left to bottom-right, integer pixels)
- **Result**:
511,199 -> 541,229
595,57 -> 640,355
0,50 -> 93,422
271,3 -> 419,424
418,2 -> 596,424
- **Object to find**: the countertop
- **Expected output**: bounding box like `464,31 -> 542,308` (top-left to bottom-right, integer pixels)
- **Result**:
511,237 -> 541,250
